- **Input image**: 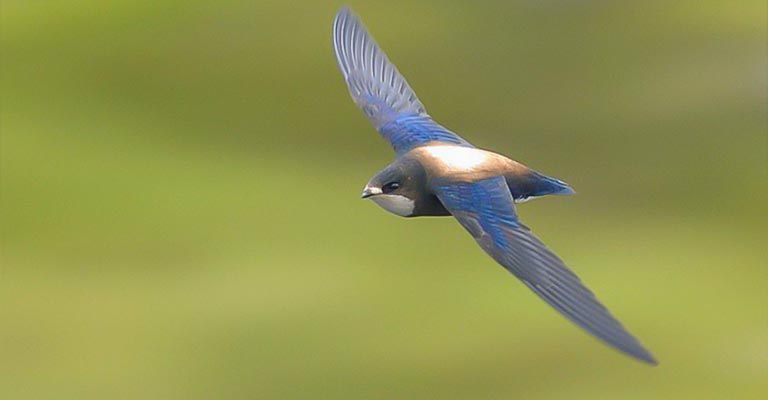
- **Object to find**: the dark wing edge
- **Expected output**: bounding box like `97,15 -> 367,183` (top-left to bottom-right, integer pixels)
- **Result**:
433,176 -> 658,365
332,7 -> 473,154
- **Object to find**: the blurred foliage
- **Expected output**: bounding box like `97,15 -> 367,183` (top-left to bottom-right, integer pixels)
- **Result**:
1,1 -> 766,399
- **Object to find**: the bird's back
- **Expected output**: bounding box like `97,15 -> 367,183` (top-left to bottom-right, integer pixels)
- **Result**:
407,144 -> 520,181
407,144 -> 574,202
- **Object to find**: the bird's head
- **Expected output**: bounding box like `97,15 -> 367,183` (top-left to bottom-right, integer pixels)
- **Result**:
361,160 -> 423,217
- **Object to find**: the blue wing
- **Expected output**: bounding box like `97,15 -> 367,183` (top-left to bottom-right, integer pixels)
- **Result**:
332,7 -> 473,154
434,176 -> 657,364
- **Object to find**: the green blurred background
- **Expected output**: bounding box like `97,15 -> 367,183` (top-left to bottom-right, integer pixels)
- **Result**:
1,1 -> 766,399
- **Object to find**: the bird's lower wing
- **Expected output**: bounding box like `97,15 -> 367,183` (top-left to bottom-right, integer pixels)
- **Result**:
433,176 -> 657,364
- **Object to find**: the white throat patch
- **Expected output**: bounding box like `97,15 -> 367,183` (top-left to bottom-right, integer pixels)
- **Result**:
370,194 -> 415,217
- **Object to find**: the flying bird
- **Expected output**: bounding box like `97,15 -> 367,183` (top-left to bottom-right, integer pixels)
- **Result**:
332,7 -> 656,365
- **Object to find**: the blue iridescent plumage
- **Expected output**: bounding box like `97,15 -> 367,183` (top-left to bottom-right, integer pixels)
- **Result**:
380,114 -> 473,155
437,177 -> 521,248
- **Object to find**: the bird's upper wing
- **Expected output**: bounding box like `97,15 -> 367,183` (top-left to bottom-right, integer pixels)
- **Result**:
433,176 -> 657,364
332,7 -> 473,155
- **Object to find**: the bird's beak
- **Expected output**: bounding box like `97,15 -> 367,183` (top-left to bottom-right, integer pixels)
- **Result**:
361,186 -> 382,199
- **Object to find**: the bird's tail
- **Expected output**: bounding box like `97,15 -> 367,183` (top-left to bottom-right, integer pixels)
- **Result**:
507,170 -> 575,202
532,172 -> 575,196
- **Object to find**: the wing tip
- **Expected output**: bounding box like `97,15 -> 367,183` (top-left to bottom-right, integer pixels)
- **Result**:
333,5 -> 351,25
628,346 -> 659,366
603,328 -> 658,366
333,5 -> 356,34
336,5 -> 353,16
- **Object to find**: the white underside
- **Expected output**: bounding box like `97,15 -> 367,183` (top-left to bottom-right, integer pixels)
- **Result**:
370,194 -> 415,217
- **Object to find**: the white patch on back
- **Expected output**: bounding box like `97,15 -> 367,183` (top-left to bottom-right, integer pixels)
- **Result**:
370,194 -> 415,217
422,146 -> 489,170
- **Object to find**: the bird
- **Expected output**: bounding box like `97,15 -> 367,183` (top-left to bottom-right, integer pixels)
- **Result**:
332,7 -> 657,365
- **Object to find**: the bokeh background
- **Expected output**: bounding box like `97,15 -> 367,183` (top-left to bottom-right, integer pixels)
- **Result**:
2,1 -> 766,399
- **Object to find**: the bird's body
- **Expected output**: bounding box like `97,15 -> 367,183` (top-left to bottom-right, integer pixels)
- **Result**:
367,143 -> 572,217
333,7 -> 656,364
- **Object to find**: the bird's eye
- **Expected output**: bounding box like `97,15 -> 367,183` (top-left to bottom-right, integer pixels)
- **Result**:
382,182 -> 400,193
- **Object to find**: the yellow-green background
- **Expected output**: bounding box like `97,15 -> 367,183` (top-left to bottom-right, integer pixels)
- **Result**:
2,1 -> 766,399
